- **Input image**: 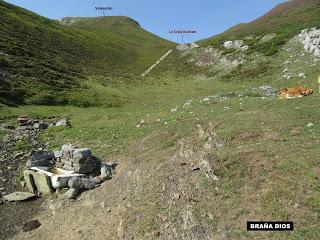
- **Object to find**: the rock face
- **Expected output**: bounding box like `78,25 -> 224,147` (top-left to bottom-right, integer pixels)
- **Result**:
3,192 -> 36,202
298,28 -> 320,57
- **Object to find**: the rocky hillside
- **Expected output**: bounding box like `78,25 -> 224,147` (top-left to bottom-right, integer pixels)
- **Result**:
0,1 -> 174,106
1,1 -> 320,239
199,0 -> 320,56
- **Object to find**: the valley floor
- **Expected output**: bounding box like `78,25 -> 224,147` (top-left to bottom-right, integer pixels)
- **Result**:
1,73 -> 320,240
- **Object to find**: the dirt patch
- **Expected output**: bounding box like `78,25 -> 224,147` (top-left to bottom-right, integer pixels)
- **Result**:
0,198 -> 43,240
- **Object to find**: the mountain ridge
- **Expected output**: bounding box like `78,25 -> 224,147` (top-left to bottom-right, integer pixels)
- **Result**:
0,0 -> 175,106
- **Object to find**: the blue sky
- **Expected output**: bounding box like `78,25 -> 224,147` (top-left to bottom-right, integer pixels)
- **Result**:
5,0 -> 285,43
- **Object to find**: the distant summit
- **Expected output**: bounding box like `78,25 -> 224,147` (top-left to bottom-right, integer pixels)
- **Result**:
58,16 -> 141,30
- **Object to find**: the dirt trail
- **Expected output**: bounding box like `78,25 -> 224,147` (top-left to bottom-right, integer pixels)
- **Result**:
10,123 -> 226,240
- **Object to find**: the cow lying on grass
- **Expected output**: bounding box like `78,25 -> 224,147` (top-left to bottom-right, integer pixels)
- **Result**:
279,86 -> 313,99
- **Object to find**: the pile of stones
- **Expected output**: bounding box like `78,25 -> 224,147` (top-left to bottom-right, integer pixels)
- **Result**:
298,28 -> 320,57
55,144 -> 99,174
24,144 -> 117,199
17,116 -> 49,131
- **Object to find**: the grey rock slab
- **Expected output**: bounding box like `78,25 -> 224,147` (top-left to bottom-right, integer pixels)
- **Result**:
31,151 -> 55,161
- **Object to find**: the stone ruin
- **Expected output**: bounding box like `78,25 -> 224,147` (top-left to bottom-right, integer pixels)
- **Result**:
17,116 -> 49,131
24,144 -> 116,199
55,145 -> 98,174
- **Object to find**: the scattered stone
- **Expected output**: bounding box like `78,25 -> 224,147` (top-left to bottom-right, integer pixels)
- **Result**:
3,192 -> 36,202
307,123 -> 314,128
259,86 -> 278,97
23,220 -> 41,232
298,72 -> 306,78
64,188 -> 79,199
0,200 -> 3,205
55,118 -> 70,127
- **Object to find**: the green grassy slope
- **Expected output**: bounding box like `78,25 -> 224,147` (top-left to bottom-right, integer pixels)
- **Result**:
0,1 -> 175,106
199,0 -> 320,55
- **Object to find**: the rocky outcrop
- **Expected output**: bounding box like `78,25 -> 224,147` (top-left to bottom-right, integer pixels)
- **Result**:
223,40 -> 249,51
189,46 -> 246,68
176,43 -> 199,51
298,28 -> 320,57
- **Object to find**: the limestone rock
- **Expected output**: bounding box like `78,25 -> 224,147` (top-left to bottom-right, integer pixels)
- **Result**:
55,118 -> 70,127
223,40 -> 249,51
298,28 -> 320,57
